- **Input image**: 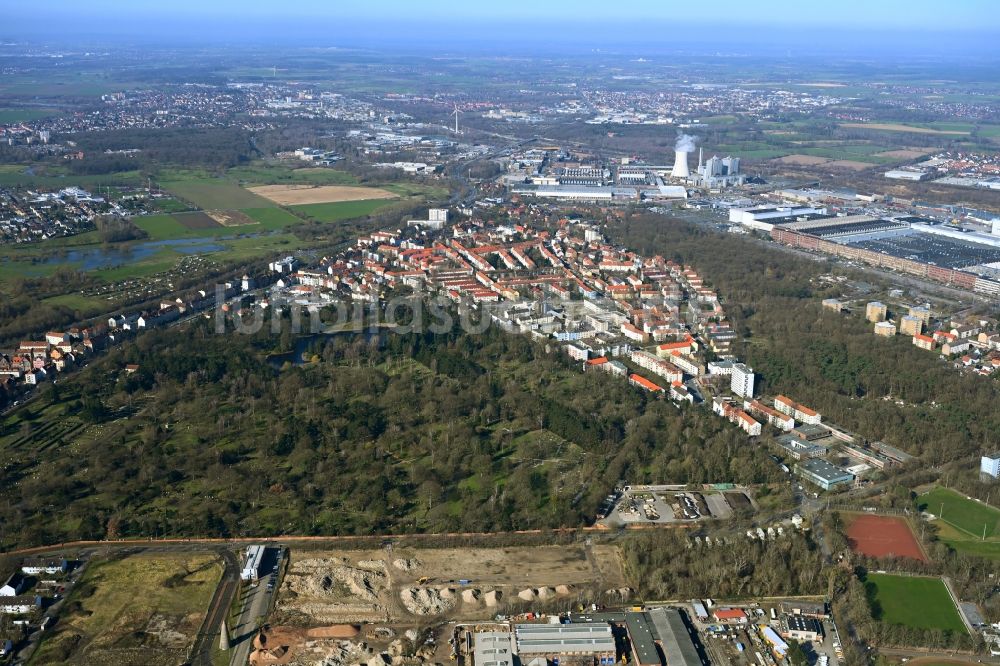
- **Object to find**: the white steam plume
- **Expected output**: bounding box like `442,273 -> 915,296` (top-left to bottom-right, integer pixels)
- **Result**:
675,133 -> 699,152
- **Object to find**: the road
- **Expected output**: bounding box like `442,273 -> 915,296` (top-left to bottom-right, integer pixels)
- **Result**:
190,548 -> 240,666
229,547 -> 282,666
229,576 -> 276,666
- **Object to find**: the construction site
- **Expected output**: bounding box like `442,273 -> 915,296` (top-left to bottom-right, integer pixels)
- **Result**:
257,544 -> 630,666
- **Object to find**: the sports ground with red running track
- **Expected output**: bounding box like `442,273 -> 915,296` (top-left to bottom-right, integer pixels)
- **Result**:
845,514 -> 928,562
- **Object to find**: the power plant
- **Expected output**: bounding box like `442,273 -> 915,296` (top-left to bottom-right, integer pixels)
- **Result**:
670,133 -> 698,179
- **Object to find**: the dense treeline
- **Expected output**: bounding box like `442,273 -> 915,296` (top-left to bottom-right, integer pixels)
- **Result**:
74,127 -> 257,170
613,215 -> 1000,463
94,216 -> 148,243
622,529 -> 827,599
0,316 -> 786,549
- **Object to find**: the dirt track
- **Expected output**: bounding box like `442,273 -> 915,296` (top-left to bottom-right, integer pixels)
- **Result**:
248,185 -> 398,205
845,514 -> 928,562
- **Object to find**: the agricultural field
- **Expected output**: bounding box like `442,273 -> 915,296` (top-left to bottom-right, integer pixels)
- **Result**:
875,149 -> 934,159
292,199 -> 398,223
160,178 -> 274,210
30,553 -> 224,666
242,206 -> 308,230
227,164 -> 359,186
248,183 -> 399,205
844,513 -> 927,562
773,154 -> 829,166
840,122 -> 971,135
0,108 -> 60,123
824,159 -> 876,170
920,486 -> 1000,539
864,573 -> 966,633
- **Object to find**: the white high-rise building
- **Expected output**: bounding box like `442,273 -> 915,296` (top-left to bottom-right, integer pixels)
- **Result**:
731,363 -> 755,398
982,454 -> 1000,479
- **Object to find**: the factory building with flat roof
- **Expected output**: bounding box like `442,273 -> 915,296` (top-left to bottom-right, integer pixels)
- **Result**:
563,610 -> 704,666
794,458 -> 855,491
514,623 -> 617,666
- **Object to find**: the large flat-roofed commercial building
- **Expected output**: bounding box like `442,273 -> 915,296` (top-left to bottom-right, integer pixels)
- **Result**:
884,169 -> 929,181
795,459 -> 855,491
728,206 -> 827,232
515,623 -> 617,665
475,631 -> 516,666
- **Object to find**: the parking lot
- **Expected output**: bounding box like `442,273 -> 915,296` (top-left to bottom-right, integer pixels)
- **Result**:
852,231 -> 1000,270
600,485 -> 746,526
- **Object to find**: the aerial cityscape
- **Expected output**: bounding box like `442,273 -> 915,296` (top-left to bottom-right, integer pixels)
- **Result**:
1,1 -> 1000,665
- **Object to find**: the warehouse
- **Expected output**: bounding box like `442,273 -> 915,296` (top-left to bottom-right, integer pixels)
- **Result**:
625,611 -> 659,666
648,608 -> 703,666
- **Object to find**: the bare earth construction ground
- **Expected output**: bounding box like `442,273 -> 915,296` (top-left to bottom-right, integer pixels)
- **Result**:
248,184 -> 399,205
206,209 -> 257,226
274,545 -> 626,625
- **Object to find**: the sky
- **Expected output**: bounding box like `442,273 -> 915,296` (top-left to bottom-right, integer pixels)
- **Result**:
6,0 -> 1000,53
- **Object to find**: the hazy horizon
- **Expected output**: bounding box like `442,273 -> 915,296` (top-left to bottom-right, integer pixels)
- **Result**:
5,0 -> 1000,59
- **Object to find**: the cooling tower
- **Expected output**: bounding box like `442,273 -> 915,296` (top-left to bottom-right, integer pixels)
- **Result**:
670,150 -> 691,179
